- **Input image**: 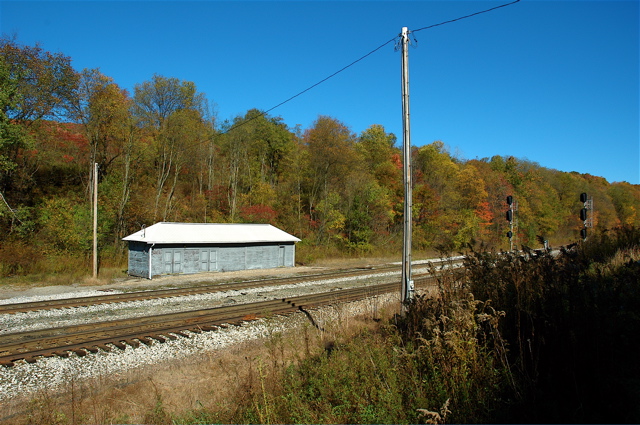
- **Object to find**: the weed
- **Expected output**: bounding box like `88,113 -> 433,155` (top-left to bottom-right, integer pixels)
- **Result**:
463,226 -> 640,422
143,379 -> 172,425
25,392 -> 68,425
7,227 -> 638,424
417,398 -> 450,424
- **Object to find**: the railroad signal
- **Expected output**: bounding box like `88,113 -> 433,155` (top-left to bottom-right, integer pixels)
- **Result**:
506,196 -> 517,251
580,208 -> 588,221
579,192 -> 593,241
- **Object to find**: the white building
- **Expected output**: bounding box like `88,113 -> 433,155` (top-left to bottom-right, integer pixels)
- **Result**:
123,222 -> 301,279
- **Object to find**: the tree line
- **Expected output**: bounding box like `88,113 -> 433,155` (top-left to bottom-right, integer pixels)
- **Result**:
1,37 -> 639,275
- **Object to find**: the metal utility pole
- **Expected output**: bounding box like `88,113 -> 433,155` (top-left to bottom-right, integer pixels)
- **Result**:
93,162 -> 98,278
400,27 -> 414,309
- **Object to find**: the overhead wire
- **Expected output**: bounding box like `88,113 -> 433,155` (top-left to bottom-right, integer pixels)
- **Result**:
412,0 -> 521,33
216,36 -> 397,137
261,37 -> 398,119
219,0 -> 521,137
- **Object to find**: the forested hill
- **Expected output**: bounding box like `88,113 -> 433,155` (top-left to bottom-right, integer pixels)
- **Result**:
1,38 -> 639,276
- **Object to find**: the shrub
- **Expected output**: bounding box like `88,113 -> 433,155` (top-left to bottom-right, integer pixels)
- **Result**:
0,240 -> 43,276
464,226 -> 640,423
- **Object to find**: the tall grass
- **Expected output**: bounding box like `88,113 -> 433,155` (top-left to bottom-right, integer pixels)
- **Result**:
12,226 -> 639,424
464,225 -> 640,423
0,239 -> 128,285
215,258 -> 510,424
222,226 -> 640,424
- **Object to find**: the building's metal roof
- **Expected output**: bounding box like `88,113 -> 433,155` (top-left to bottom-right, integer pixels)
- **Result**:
123,222 -> 301,245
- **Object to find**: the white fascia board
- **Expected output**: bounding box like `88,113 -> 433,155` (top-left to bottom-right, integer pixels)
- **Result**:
123,222 -> 301,245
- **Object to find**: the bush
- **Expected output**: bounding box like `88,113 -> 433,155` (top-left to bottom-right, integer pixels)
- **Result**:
0,240 -> 43,276
464,226 -> 640,423
225,257 -> 513,424
393,260 -> 512,424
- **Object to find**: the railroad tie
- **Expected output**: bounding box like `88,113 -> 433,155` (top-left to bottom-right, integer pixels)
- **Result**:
111,341 -> 127,350
199,325 -> 217,331
150,335 -> 166,343
96,344 -> 112,352
137,337 -> 153,345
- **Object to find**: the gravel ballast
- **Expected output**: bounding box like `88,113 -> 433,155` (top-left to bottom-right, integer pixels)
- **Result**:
0,266 -> 414,404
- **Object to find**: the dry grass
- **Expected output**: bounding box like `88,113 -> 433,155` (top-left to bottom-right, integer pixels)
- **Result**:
307,249 -> 439,269
312,256 -> 398,269
1,296 -> 399,425
0,265 -> 129,289
597,245 -> 640,270
5,227 -> 638,424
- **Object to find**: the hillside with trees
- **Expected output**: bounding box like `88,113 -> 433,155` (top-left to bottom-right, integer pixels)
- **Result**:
1,37 -> 639,277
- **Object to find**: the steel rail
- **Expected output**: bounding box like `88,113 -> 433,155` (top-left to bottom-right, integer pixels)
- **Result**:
0,259 -> 460,367
0,258 -> 461,315
0,265 -> 407,314
0,274 -> 442,367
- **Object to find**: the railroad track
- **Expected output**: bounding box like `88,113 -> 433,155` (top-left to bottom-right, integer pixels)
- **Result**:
0,281 -> 409,367
0,258 -> 463,315
0,261 -> 457,367
0,266 -> 403,315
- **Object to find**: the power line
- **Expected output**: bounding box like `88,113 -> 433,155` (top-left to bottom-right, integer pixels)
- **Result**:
221,36 -> 397,136
222,0 -> 521,136
412,0 -> 521,33
262,37 -> 398,118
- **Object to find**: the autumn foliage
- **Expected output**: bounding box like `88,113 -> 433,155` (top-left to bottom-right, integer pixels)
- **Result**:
1,37 -> 639,276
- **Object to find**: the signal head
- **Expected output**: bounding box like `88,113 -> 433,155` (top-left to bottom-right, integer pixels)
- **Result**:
580,208 -> 588,221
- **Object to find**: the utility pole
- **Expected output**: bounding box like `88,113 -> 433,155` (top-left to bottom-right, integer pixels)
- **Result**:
93,162 -> 98,278
400,27 -> 414,310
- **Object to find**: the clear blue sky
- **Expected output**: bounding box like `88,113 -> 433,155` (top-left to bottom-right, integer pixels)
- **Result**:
2,0 -> 638,184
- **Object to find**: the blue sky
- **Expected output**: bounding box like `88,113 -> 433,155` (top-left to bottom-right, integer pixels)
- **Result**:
2,0 -> 638,184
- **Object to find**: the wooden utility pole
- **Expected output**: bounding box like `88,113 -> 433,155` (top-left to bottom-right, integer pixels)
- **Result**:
93,162 -> 98,278
400,27 -> 414,309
